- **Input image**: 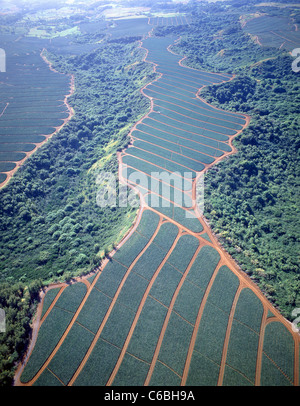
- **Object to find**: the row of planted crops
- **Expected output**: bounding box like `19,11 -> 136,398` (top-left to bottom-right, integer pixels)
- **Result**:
16,35 -> 299,386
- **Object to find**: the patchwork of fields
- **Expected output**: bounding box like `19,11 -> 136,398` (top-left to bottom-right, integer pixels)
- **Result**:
243,14 -> 300,50
0,35 -> 73,187
15,34 -> 299,386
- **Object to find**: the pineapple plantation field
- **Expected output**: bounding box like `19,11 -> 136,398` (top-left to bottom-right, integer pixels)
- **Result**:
15,34 -> 299,387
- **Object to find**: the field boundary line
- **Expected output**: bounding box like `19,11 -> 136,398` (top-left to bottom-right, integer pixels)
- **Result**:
150,111 -> 234,135
255,306 -> 268,386
132,130 -> 221,159
217,282 -> 244,386
67,215 -> 164,386
144,242 -> 202,386
152,96 -> 245,126
106,227 -> 183,386
126,144 -> 204,172
39,285 -> 67,325
133,134 -> 216,161
136,123 -> 227,154
0,50 -> 75,189
14,204 -> 145,386
146,116 -> 230,141
180,259 -> 224,385
123,154 -> 194,190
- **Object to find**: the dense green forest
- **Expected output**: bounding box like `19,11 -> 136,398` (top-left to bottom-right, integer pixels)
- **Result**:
168,5 -> 300,320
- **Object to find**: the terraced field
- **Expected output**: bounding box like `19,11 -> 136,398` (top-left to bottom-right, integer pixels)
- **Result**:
15,34 -> 299,387
0,35 -> 73,187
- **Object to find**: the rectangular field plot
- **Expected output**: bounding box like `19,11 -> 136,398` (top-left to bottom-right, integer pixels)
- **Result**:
186,245 -> 220,289
193,301 -> 229,366
124,165 -> 193,196
0,126 -> 55,136
146,180 -> 193,209
20,307 -> 74,383
260,353 -> 293,386
125,147 -> 199,176
0,173 -> 7,183
225,320 -> 259,384
132,128 -> 224,158
222,365 -> 253,386
0,162 -> 16,172
173,279 -> 205,325
0,151 -> 26,161
117,272 -> 149,313
153,75 -> 200,94
135,209 -> 160,239
153,99 -> 244,130
54,282 -> 87,313
147,112 -> 234,138
47,323 -> 94,385
150,81 -> 196,98
132,239 -> 170,280
157,311 -> 194,376
186,350 -> 220,386
111,231 -> 150,268
205,265 -> 239,313
33,368 -> 64,386
152,221 -> 179,254
74,339 -> 121,386
166,234 -> 199,273
137,122 -> 231,152
127,297 -> 168,363
94,259 -> 127,298
112,353 -> 150,386
149,263 -> 182,307
100,301 -> 136,348
157,65 -> 219,83
140,117 -> 230,144
261,321 -> 295,385
0,143 -> 35,152
122,154 -> 196,183
0,118 -> 64,128
76,288 -> 112,334
133,139 -> 214,165
152,200 -> 203,234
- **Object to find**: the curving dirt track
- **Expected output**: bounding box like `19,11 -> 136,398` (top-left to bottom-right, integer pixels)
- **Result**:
14,32 -> 299,387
